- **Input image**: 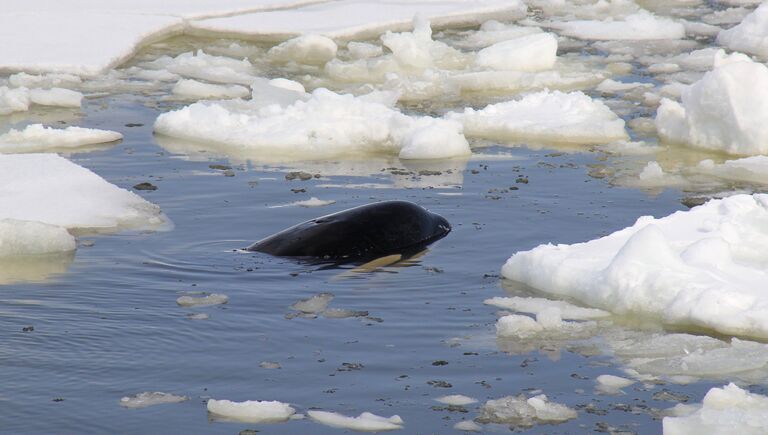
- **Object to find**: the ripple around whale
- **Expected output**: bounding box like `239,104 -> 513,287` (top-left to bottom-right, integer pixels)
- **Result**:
246,200 -> 451,262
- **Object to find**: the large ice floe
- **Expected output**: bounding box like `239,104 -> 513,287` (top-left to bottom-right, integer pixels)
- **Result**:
0,153 -> 166,232
155,82 -> 470,160
716,2 -> 768,58
663,383 -> 768,434
502,194 -> 768,339
655,51 -> 768,155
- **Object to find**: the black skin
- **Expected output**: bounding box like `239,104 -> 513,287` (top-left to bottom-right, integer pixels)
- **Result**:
247,200 -> 451,262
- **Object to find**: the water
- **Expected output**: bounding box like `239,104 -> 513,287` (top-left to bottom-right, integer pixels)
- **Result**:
0,23 -> 757,434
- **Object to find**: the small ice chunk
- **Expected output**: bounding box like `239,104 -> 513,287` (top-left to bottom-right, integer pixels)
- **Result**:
484,296 -> 610,320
449,90 -> 627,145
9,72 -> 82,88
171,79 -> 249,100
0,219 -> 75,256
28,88 -> 83,108
322,308 -> 369,319
295,198 -> 335,207
0,86 -> 31,115
176,293 -> 229,307
475,33 -> 558,72
347,42 -> 383,60
398,119 -> 470,160
308,410 -> 404,431
552,10 -> 686,41
291,293 -> 333,313
207,399 -> 295,423
268,78 -> 305,94
663,383 -> 768,434
716,3 -> 768,58
453,420 -> 482,431
435,395 -> 478,406
120,392 -> 189,409
380,16 -> 466,70
595,374 -> 636,395
268,34 -> 338,65
187,313 -> 209,320
477,394 -> 577,425
0,124 -> 122,153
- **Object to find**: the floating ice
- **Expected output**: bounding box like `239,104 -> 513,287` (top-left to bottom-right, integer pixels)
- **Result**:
716,3 -> 768,58
120,392 -> 189,409
595,374 -> 635,395
495,312 -> 597,340
0,124 -> 122,153
663,383 -> 768,434
0,87 -> 31,115
696,157 -> 768,185
454,21 -> 542,49
171,79 -> 249,100
551,10 -> 686,41
502,194 -> 768,339
140,50 -> 256,86
176,293 -> 229,307
155,87 -> 471,160
477,394 -> 577,425
485,296 -> 610,320
307,410 -> 404,431
291,293 -> 333,314
454,420 -> 482,431
655,52 -> 768,155
8,72 -> 82,88
435,395 -> 478,406
207,399 -> 295,423
475,33 -> 558,72
0,219 -> 75,256
0,153 -> 166,231
268,34 -> 338,65
269,197 -> 336,208
449,90 -> 627,145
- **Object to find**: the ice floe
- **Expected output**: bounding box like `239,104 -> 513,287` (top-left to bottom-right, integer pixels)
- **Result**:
0,153 -> 166,231
291,293 -> 333,314
495,312 -> 597,341
474,33 -> 558,72
716,2 -> 768,58
696,157 -> 768,185
0,124 -> 122,153
655,51 -> 768,155
0,219 -> 75,256
176,293 -> 229,307
550,10 -> 686,41
435,395 -> 478,406
663,383 -> 768,434
485,296 -> 610,320
595,374 -> 635,395
120,391 -> 189,409
207,398 -> 295,423
502,194 -> 768,339
449,90 -> 627,145
171,79 -> 249,100
307,410 -> 404,432
476,394 -> 577,426
140,50 -> 257,86
268,34 -> 338,66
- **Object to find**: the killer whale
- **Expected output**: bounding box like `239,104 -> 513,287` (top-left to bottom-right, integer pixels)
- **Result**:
247,200 -> 451,260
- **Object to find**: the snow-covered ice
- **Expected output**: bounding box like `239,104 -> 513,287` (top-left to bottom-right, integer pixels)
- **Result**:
502,194 -> 768,339
0,124 -> 122,153
485,296 -> 610,320
0,153 -> 166,231
307,410 -> 404,431
120,392 -> 189,409
449,90 -> 627,145
716,3 -> 768,58
663,383 -> 768,434
268,34 -> 338,66
0,219 -> 75,256
696,157 -> 768,185
454,420 -> 482,431
207,399 -> 296,423
655,51 -> 768,155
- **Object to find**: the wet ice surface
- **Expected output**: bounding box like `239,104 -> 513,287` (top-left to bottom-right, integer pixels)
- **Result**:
4,2 -> 768,433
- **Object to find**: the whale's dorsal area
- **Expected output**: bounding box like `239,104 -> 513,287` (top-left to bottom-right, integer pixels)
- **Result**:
247,200 -> 451,260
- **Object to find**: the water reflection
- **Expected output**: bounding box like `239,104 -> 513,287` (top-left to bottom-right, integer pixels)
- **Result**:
0,252 -> 75,285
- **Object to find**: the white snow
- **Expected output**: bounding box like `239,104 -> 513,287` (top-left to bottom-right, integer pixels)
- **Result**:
435,395 -> 478,406
475,33 -> 558,72
0,124 -> 122,153
176,293 -> 229,307
0,153 -> 166,231
0,219 -> 75,256
0,87 -> 31,115
120,392 -> 189,409
551,10 -> 686,41
155,87 -> 472,160
663,383 -> 768,434
190,0 -> 527,41
449,90 -> 627,145
171,79 -> 250,100
595,374 -> 636,395
207,398 -> 296,423
477,394 -> 577,425
502,194 -> 768,339
716,3 -> 768,58
268,34 -> 338,65
655,52 -> 768,155
307,410 -> 404,431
